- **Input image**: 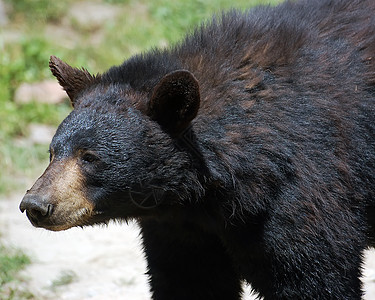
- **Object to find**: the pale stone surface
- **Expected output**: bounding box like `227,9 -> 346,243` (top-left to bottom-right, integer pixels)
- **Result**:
0,0 -> 8,26
68,2 -> 119,31
14,80 -> 67,104
28,124 -> 56,145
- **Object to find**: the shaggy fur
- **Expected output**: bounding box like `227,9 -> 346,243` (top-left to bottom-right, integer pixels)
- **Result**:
20,0 -> 375,299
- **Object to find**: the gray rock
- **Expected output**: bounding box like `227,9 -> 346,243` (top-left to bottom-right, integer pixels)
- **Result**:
68,2 -> 119,31
28,124 -> 56,145
0,0 -> 8,27
14,80 -> 67,104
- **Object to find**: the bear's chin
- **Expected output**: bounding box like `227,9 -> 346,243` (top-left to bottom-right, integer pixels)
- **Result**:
25,208 -> 108,231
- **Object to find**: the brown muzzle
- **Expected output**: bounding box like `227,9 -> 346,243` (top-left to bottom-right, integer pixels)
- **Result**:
19,158 -> 95,231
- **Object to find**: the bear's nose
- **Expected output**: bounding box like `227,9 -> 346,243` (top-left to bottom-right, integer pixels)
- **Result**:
20,194 -> 54,225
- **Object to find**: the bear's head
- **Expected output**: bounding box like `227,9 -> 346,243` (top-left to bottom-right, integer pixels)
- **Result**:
19,56 -> 204,231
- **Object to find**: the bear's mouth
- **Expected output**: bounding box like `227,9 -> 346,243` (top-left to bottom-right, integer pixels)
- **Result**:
24,209 -> 106,231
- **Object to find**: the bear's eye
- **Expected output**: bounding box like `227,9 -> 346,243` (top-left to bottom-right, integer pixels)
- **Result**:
81,152 -> 99,163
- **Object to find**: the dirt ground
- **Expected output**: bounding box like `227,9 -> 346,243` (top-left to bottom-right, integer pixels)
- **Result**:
1,194 -> 375,299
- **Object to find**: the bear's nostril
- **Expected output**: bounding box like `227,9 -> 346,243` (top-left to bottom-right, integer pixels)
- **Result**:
46,204 -> 54,216
19,194 -> 54,219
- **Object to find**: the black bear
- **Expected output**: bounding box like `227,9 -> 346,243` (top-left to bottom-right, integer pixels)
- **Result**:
20,0 -> 375,299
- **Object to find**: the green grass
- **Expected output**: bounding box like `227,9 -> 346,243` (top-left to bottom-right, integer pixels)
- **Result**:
0,245 -> 30,284
4,0 -> 74,23
49,270 -> 77,291
0,245 -> 33,299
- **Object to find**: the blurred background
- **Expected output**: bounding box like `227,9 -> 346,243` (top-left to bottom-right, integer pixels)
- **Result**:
1,0 -> 374,299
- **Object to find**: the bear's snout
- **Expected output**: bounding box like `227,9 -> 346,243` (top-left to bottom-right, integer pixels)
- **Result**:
20,158 -> 98,231
20,194 -> 54,226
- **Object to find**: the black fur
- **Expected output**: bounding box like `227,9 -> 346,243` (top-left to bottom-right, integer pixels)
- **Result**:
20,0 -> 375,299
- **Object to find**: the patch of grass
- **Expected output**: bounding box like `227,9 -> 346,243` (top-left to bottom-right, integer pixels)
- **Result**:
0,36 -> 71,193
0,101 -> 70,142
49,270 -> 77,291
0,37 -> 51,103
0,245 -> 31,287
0,287 -> 34,300
0,98 -> 70,194
4,0 -> 73,24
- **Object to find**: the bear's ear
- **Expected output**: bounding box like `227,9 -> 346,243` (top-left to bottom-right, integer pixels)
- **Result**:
148,70 -> 200,135
49,55 -> 100,107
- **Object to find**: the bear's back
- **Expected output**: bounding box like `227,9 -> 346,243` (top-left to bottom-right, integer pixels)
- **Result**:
101,0 -> 375,213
